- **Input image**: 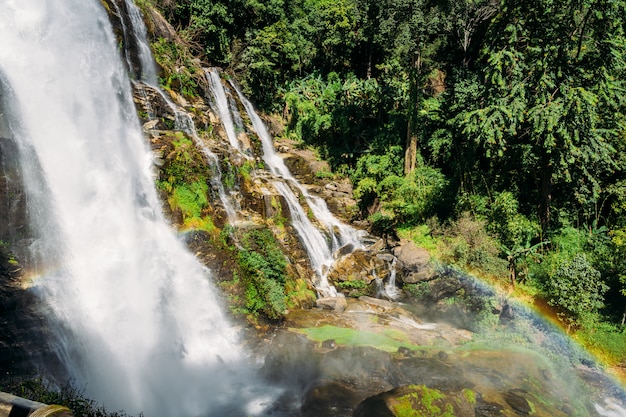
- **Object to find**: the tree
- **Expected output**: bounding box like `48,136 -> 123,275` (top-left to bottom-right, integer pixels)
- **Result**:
457,0 -> 626,231
448,0 -> 499,66
357,0 -> 447,175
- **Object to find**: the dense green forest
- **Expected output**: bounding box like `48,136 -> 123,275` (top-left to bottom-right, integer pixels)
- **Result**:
143,0 -> 626,363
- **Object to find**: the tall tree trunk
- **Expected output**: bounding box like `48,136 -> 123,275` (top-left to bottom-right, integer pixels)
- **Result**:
404,127 -> 418,175
404,53 -> 421,175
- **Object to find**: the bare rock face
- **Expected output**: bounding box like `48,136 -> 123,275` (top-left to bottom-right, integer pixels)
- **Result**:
329,250 -> 387,284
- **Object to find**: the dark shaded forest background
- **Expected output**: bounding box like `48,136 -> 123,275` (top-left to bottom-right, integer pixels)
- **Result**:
140,0 -> 626,364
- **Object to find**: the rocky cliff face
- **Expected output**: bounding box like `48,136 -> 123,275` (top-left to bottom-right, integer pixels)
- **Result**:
0,122 -> 53,384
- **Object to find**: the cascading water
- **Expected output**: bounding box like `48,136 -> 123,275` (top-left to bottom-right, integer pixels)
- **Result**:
229,80 -> 366,296
122,0 -> 158,83
114,2 -> 238,225
0,1 -> 270,415
206,68 -> 245,154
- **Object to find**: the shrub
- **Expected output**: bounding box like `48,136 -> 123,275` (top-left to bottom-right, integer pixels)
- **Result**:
157,133 -> 216,233
441,212 -> 507,276
544,254 -> 608,325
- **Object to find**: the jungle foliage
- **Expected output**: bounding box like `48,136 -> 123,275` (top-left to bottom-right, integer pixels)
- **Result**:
149,0 -> 626,356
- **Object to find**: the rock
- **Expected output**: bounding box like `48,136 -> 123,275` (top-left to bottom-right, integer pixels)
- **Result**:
144,6 -> 179,42
337,182 -> 352,194
437,350 -> 449,361
397,346 -> 412,357
354,385 -> 476,417
328,250 -> 387,285
359,296 -> 392,310
333,243 -> 355,259
499,303 -> 515,324
504,390 -> 532,414
316,296 -> 348,312
301,380 -> 362,417
142,119 -> 159,131
321,339 -> 336,349
376,253 -> 395,263
475,400 -> 505,417
368,239 -> 387,253
392,241 -> 434,284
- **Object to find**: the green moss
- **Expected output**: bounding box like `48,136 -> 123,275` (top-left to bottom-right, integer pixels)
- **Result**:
294,325 -> 420,352
461,389 -> 476,405
391,385 -> 456,417
157,132 -> 217,233
285,275 -> 316,309
151,39 -> 201,98
336,279 -> 367,290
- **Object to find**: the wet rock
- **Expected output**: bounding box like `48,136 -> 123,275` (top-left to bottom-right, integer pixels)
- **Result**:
322,339 -> 336,349
302,380 -> 362,417
354,385 -> 476,417
333,243 -> 355,259
316,296 -> 348,312
359,296 -> 392,310
397,347 -> 412,357
475,400 -> 505,417
328,250 -> 388,291
504,390 -> 532,414
499,303 -> 515,324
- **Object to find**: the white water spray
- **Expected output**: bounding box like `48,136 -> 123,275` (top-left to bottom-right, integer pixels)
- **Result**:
0,1 -> 265,415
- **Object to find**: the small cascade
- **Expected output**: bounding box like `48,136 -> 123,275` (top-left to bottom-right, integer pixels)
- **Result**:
230,80 -> 366,297
164,94 -> 239,223
122,0 -> 158,83
119,5 -> 238,224
205,68 -> 245,154
383,258 -> 400,300
106,0 -> 158,83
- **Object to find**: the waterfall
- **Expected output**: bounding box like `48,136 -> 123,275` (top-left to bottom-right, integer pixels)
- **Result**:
117,4 -> 238,224
165,97 -> 239,224
0,1 -> 267,415
383,258 -> 400,300
206,68 -> 244,154
228,81 -> 366,296
122,0 -> 158,83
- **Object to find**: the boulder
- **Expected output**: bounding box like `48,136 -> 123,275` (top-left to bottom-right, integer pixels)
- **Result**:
392,240 -> 434,284
358,296 -> 392,311
328,250 -> 387,286
316,296 -> 348,312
